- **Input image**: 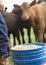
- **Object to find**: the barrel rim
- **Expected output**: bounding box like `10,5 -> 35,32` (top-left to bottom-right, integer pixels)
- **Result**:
10,43 -> 46,52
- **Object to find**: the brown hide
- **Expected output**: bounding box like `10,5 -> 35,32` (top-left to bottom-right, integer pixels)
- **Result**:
21,2 -> 46,42
1,11 -> 21,45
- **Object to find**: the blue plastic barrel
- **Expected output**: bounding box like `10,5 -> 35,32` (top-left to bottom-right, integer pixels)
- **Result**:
10,43 -> 46,65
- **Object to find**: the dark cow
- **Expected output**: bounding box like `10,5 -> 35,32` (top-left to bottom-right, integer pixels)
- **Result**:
12,1 -> 37,43
1,11 -> 21,46
21,2 -> 46,42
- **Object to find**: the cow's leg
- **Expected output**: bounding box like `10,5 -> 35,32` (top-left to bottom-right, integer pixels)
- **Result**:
33,30 -> 38,42
27,27 -> 31,43
13,34 -> 16,46
38,34 -> 43,42
16,31 -> 21,45
8,34 -> 10,52
37,30 -> 44,42
8,34 -> 10,44
20,29 -> 25,44
43,34 -> 45,42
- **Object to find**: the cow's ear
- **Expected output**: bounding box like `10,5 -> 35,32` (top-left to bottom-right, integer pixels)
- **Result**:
30,0 -> 37,6
13,4 -> 21,9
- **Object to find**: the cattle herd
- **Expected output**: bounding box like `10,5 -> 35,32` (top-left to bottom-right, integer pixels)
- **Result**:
0,0 -> 46,47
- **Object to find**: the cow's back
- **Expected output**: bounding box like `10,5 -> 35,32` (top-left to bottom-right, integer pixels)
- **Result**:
2,12 -> 18,33
32,2 -> 46,26
37,2 -> 46,26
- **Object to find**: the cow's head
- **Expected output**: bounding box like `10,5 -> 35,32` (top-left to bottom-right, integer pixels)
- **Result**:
21,9 -> 30,21
12,0 -> 36,20
21,0 -> 37,11
12,4 -> 22,16
21,0 -> 36,21
12,2 -> 30,17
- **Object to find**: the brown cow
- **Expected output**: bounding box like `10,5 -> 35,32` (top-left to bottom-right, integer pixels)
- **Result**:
21,2 -> 46,42
12,2 -> 31,43
12,1 -> 37,43
1,11 -> 21,46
